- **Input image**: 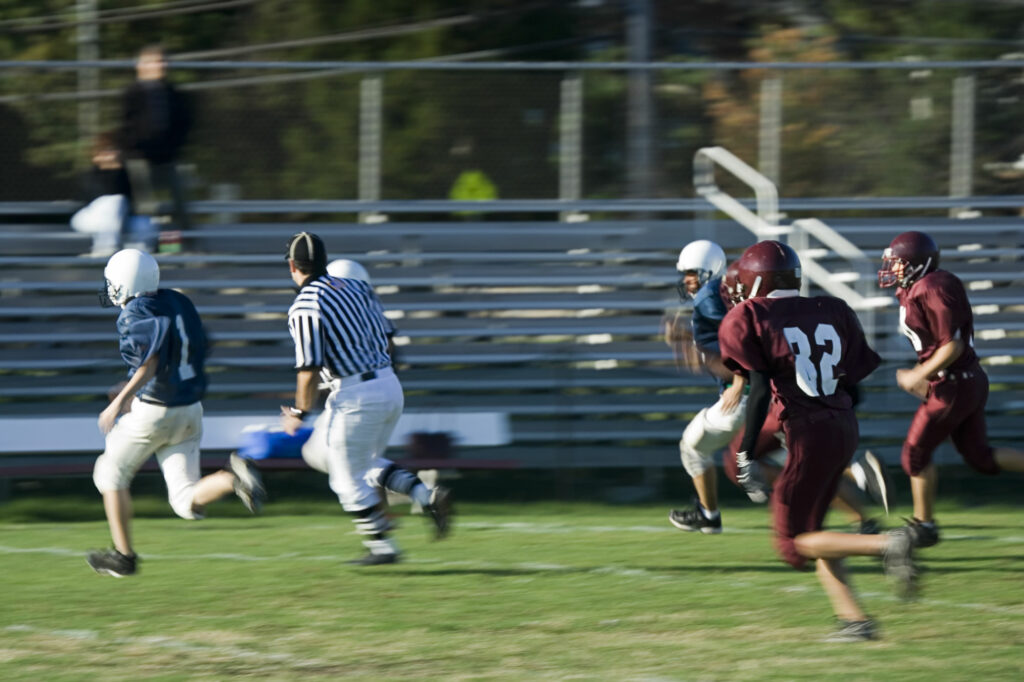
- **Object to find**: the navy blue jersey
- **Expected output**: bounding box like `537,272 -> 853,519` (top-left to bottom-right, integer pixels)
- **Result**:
117,288 -> 207,406
692,276 -> 728,355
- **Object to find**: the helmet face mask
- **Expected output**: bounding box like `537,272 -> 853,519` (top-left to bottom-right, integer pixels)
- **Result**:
878,231 -> 939,289
100,249 -> 160,308
720,261 -> 743,308
675,240 -> 726,301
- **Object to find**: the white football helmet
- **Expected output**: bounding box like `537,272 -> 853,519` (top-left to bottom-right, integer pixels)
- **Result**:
102,248 -> 159,307
675,240 -> 726,299
327,258 -> 371,284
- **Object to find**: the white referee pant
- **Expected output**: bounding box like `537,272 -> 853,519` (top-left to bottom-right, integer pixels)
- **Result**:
301,366 -> 403,512
679,394 -> 748,478
93,398 -> 205,520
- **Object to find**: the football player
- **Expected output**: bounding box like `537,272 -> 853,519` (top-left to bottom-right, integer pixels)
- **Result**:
667,244 -> 887,534
87,249 -> 265,577
879,231 -> 1024,548
666,241 -> 751,533
720,240 -> 917,642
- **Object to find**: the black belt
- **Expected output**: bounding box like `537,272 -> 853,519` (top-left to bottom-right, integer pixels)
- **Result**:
359,370 -> 377,381
935,369 -> 977,381
138,396 -> 167,406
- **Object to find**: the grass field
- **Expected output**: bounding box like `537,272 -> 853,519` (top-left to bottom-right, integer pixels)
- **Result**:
1,493 -> 1022,681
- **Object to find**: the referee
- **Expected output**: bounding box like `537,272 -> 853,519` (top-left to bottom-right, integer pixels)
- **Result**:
281,232 -> 452,565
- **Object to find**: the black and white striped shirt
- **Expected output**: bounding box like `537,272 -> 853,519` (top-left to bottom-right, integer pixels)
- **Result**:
287,275 -> 394,379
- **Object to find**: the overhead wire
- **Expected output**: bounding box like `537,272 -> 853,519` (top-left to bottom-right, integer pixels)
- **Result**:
2,0 -> 259,33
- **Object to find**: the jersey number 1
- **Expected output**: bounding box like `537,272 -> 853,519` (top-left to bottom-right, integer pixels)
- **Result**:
783,324 -> 841,397
175,315 -> 197,381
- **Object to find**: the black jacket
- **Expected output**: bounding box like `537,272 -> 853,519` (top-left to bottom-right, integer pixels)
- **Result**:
120,79 -> 193,164
79,166 -> 134,209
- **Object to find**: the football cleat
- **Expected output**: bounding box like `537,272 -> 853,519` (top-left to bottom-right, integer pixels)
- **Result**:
668,502 -> 722,534
825,619 -> 878,643
424,485 -> 453,540
86,548 -> 138,578
850,450 -> 893,515
346,552 -> 400,566
229,453 -> 267,514
882,528 -> 918,600
904,517 -> 941,548
857,518 -> 881,535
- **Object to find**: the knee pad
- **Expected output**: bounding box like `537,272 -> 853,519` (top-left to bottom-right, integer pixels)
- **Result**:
680,406 -> 738,474
167,483 -> 200,520
680,440 -> 713,478
92,454 -> 131,493
301,436 -> 330,474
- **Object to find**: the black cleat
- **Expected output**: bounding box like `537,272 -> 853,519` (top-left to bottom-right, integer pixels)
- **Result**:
857,518 -> 881,535
229,453 -> 267,514
86,549 -> 138,578
882,528 -> 919,600
668,503 -> 722,534
424,486 -> 453,540
904,517 -> 941,548
825,619 -> 878,643
851,451 -> 893,515
347,552 -> 400,566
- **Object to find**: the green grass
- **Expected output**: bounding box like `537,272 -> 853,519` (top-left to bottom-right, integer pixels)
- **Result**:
1,497 -> 1022,681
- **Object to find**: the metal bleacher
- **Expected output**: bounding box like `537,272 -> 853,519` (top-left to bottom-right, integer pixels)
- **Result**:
1,199 -> 1023,475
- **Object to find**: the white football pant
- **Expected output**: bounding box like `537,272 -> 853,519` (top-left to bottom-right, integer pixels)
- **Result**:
93,399 -> 204,520
679,394 -> 748,478
302,367 -> 403,512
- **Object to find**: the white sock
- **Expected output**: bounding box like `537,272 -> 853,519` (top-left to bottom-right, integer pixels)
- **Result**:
410,483 -> 432,507
700,504 -> 720,520
363,537 -> 399,556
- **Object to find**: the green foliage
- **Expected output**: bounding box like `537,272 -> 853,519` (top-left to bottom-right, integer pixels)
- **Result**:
4,1 -> 1024,201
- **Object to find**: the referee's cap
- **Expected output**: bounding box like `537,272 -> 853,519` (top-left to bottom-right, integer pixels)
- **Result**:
285,231 -> 328,272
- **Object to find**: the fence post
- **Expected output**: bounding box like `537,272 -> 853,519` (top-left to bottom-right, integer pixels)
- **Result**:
559,72 -> 584,222
76,0 -> 100,156
758,77 -> 783,186
359,76 -> 384,224
950,75 -> 976,218
626,0 -> 654,200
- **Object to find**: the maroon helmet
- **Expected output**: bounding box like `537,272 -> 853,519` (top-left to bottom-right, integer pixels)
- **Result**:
719,260 -> 743,309
736,240 -> 801,299
878,231 -> 939,288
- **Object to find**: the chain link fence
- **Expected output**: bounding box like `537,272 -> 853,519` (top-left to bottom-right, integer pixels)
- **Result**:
2,60 -> 1024,209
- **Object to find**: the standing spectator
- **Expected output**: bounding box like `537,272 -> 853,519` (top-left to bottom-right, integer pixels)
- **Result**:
281,232 -> 452,565
70,132 -> 133,257
87,249 -> 265,577
120,44 -> 193,245
878,230 -> 1024,547
720,240 -> 916,642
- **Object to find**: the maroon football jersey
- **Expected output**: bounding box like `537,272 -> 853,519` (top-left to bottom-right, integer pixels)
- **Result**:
719,294 -> 881,417
895,269 -> 978,371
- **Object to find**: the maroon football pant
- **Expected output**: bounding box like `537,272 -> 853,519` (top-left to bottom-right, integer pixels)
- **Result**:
901,368 -> 998,476
773,409 -> 858,570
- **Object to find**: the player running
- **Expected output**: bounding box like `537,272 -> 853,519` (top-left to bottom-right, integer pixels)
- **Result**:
879,230 -> 1024,547
666,242 -> 888,533
87,249 -> 265,577
720,240 -> 917,642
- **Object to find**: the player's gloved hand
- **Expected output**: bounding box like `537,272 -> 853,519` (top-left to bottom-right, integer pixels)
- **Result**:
736,450 -> 769,504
